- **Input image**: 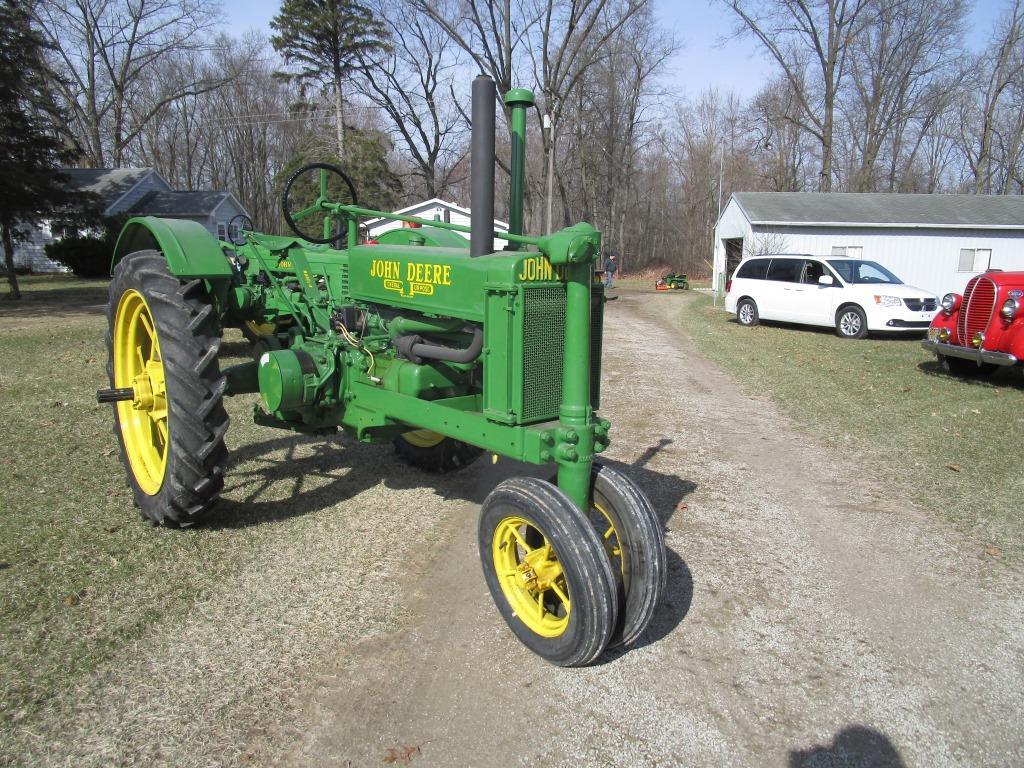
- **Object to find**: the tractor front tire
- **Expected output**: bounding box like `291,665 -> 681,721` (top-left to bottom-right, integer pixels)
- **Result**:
106,250 -> 229,527
588,463 -> 667,648
393,430 -> 483,473
480,477 -> 619,666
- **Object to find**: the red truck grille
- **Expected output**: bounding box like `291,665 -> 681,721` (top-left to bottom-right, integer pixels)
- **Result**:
957,276 -> 996,346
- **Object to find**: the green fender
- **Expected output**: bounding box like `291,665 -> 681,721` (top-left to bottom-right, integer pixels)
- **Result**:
111,216 -> 234,279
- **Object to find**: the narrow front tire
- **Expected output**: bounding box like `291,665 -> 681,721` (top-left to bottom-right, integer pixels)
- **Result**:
479,477 -> 618,667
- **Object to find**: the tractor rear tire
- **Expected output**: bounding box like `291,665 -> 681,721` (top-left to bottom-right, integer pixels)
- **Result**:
393,430 -> 483,473
479,477 -> 619,666
588,463 -> 667,648
106,250 -> 229,527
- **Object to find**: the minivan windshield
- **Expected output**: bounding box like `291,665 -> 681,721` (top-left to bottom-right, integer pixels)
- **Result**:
827,259 -> 903,285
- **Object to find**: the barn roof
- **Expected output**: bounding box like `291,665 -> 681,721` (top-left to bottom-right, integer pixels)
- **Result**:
732,192 -> 1024,230
130,190 -> 231,217
62,168 -> 156,210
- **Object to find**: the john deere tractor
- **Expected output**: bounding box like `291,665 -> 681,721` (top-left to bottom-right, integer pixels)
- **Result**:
97,76 -> 666,666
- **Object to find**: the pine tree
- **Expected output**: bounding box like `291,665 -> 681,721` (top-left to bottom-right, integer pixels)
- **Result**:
270,0 -> 390,159
0,0 -> 78,299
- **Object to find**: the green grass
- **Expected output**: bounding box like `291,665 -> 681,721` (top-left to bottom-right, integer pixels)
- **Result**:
680,293 -> 1024,559
0,276 -> 282,725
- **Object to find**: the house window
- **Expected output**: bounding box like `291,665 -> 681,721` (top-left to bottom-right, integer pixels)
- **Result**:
217,222 -> 227,241
958,248 -> 991,272
831,246 -> 863,258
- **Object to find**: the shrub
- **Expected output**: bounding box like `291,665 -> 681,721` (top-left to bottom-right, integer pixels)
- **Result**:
44,217 -> 125,278
45,235 -> 111,277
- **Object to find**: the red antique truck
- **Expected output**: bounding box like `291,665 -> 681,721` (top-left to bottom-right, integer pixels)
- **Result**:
923,270 -> 1024,376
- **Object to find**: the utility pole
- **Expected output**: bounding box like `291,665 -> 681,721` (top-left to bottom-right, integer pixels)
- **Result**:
714,144 -> 724,306
544,113 -> 555,234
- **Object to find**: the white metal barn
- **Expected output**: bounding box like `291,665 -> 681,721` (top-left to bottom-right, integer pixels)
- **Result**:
364,198 -> 508,241
713,192 -> 1024,298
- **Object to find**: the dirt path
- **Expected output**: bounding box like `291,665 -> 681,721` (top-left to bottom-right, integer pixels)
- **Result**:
271,291 -> 1024,767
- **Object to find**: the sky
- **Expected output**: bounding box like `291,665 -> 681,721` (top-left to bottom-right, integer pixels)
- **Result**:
220,0 -> 1010,101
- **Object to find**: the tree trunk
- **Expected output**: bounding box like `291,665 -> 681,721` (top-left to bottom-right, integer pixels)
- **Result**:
1,217 -> 22,300
334,75 -> 346,159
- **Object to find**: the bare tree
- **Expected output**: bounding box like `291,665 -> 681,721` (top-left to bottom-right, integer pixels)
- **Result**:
33,0 -> 232,167
841,0 -> 966,191
722,0 -> 871,191
356,8 -> 467,199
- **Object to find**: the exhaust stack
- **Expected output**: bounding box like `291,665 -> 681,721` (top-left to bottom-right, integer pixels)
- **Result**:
470,75 -> 496,258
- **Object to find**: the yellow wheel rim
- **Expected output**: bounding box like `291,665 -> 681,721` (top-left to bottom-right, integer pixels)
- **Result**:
401,429 -> 446,448
492,516 -> 570,637
113,290 -> 168,495
244,319 -> 276,338
592,502 -> 624,577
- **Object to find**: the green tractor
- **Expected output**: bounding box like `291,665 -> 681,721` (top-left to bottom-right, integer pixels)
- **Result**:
655,273 -> 689,291
97,77 -> 666,667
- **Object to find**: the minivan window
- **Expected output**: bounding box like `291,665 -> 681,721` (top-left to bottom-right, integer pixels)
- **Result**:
735,259 -> 769,280
801,260 -> 836,284
827,259 -> 902,284
766,258 -> 803,282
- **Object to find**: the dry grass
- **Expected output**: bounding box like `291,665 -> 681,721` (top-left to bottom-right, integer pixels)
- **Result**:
0,276 -> 477,766
678,293 -> 1024,560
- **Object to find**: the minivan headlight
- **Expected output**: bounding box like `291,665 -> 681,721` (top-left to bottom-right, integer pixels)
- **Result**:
941,293 -> 961,313
873,295 -> 902,307
1001,298 -> 1020,320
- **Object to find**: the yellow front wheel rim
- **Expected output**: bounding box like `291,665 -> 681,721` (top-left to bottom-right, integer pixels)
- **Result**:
592,501 -> 624,576
400,429 -> 447,448
113,290 -> 168,495
492,516 -> 570,637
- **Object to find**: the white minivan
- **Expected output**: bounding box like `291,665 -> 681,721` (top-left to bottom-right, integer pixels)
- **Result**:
724,255 -> 938,339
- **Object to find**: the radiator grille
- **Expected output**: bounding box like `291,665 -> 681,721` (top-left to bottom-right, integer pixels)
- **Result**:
903,297 -> 937,312
521,286 -> 566,422
958,276 -> 995,346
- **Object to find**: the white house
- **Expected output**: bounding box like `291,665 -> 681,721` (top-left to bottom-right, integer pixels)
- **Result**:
713,192 -> 1024,298
4,168 -> 248,272
364,198 -> 508,242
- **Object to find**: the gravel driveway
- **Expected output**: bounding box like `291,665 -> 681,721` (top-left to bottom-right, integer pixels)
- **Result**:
272,291 -> 1024,767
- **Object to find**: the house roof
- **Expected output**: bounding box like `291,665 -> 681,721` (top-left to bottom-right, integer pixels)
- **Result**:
130,190 -> 232,217
365,198 -> 509,230
62,167 -> 154,210
731,192 -> 1024,230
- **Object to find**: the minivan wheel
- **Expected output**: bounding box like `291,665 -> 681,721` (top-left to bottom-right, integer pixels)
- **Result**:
835,306 -> 868,339
737,299 -> 759,326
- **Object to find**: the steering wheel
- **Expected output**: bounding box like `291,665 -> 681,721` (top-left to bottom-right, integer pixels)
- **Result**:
227,213 -> 255,246
281,162 -> 358,244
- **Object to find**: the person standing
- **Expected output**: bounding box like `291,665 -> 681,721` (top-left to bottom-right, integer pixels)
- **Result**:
603,252 -> 618,288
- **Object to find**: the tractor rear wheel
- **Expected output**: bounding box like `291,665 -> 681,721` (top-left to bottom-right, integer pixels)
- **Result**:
479,477 -> 618,666
106,250 -> 229,526
393,430 -> 483,473
587,463 -> 667,647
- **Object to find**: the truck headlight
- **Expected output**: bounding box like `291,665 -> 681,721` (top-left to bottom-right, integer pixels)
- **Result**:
873,295 -> 902,307
941,293 -> 961,313
1001,298 -> 1020,320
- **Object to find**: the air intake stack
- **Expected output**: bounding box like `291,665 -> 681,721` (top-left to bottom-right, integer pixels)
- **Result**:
470,75 -> 496,258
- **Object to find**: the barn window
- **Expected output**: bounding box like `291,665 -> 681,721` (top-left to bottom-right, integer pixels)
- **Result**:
217,222 -> 228,241
830,246 -> 863,258
958,248 -> 991,272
